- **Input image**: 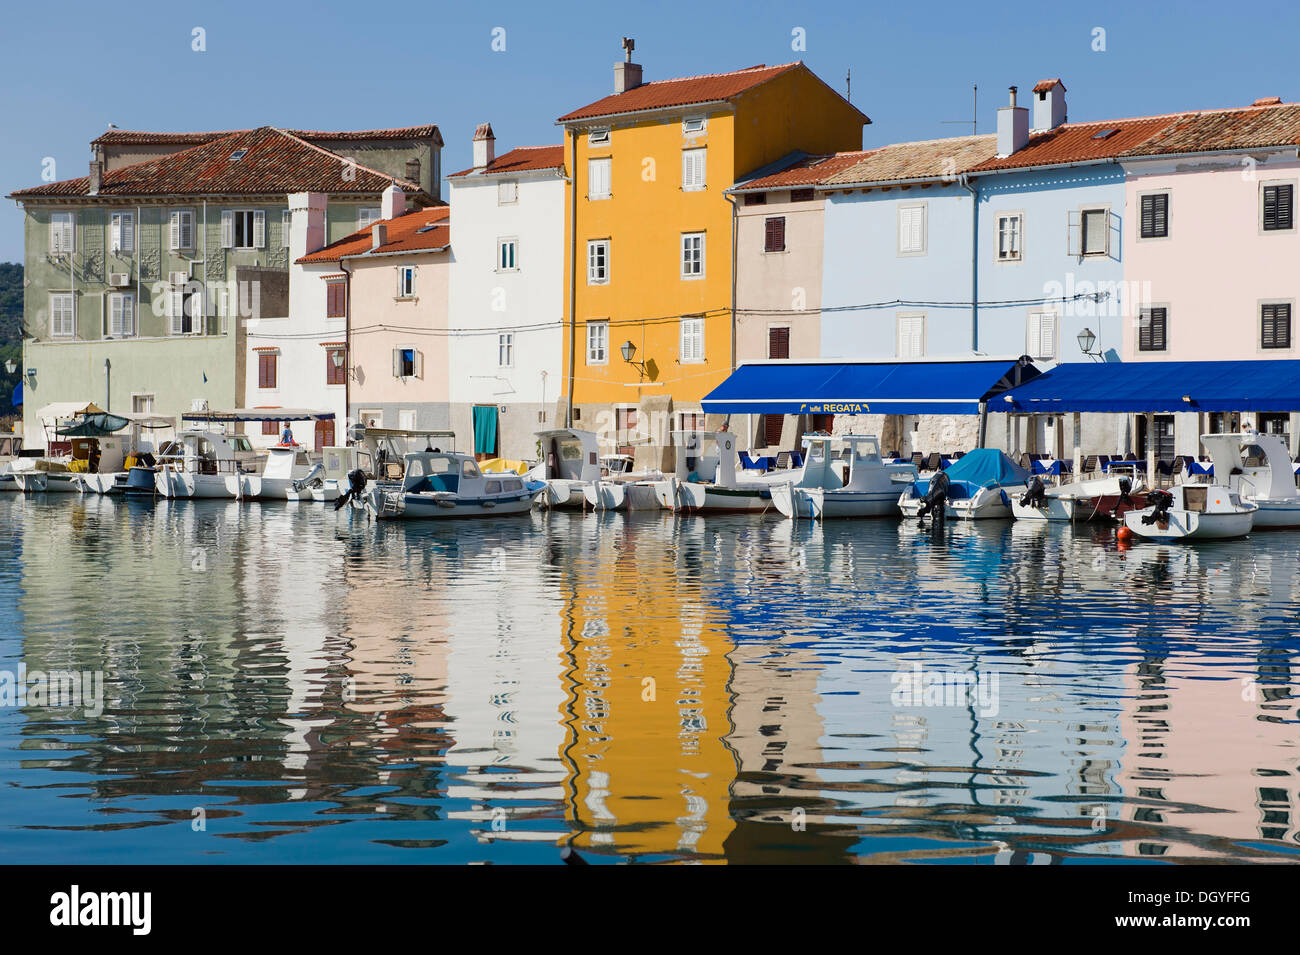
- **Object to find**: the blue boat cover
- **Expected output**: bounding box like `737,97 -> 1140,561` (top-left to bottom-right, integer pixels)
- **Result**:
702,358 -> 1039,415
999,359 -> 1300,413
941,448 -> 1029,487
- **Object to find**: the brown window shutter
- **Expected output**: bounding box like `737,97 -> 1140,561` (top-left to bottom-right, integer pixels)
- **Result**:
764,216 -> 786,252
763,414 -> 784,447
259,353 -> 277,389
768,326 -> 790,359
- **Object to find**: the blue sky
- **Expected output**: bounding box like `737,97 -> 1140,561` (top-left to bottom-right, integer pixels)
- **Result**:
2,0 -> 1297,261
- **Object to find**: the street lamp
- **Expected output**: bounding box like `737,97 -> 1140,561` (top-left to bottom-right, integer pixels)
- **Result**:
3,359 -> 15,375
331,349 -> 345,369
620,340 -> 646,376
1076,327 -> 1102,361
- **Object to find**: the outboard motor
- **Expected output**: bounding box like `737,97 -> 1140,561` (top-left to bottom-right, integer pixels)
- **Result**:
1140,489 -> 1175,526
916,470 -> 950,523
1019,476 -> 1047,508
291,462 -> 327,494
334,468 -> 369,511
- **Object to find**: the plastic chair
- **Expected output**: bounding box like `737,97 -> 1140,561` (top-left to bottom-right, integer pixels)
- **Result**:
1083,454 -> 1099,474
776,451 -> 792,469
924,452 -> 942,471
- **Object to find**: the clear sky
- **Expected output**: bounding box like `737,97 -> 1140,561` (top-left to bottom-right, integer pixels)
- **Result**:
2,0 -> 1297,261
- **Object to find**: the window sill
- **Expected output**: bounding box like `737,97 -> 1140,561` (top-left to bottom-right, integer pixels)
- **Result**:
763,248 -> 788,255
681,274 -> 705,281
394,296 -> 419,303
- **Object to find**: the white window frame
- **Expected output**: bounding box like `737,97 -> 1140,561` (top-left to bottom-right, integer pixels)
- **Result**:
498,332 -> 515,368
679,316 -> 705,363
110,212 -> 135,255
107,292 -> 136,339
281,209 -> 292,248
497,237 -> 519,272
397,265 -> 417,298
586,321 -> 608,365
498,179 -> 518,205
587,239 -> 609,285
358,207 -> 382,231
49,211 -> 76,254
682,115 -> 707,135
1259,179 -> 1297,235
1026,308 -> 1057,360
170,209 -> 194,251
393,345 -> 420,380
1079,205 -> 1110,257
898,203 -> 927,256
896,311 -> 926,358
223,209 -> 265,250
681,232 -> 705,280
681,147 -> 707,192
588,157 -> 612,200
995,212 -> 1023,262
49,292 -> 76,338
588,127 -> 611,147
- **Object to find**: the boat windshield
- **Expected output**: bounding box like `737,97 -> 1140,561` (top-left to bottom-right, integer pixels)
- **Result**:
229,436 -> 253,452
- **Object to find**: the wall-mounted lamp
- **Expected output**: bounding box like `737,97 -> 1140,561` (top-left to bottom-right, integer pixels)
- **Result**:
331,350 -> 345,369
4,359 -> 16,375
620,340 -> 647,376
1076,327 -> 1103,361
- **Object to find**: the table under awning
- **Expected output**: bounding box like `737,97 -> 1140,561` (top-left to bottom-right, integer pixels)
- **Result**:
701,357 -> 1041,415
998,360 -> 1300,413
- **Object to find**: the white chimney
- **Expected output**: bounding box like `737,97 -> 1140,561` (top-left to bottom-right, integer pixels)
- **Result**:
1032,78 -> 1067,132
381,183 -> 405,220
997,86 -> 1029,158
614,36 -> 642,93
371,222 -> 387,251
289,191 -> 328,259
472,123 -> 496,170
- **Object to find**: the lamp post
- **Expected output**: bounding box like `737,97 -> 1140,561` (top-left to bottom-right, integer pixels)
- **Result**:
1076,327 -> 1101,361
620,340 -> 647,377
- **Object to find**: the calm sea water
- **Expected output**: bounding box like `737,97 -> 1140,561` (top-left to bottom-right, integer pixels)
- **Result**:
0,493 -> 1297,865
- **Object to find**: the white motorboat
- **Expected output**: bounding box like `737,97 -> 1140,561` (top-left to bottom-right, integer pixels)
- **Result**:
227,444 -> 329,501
582,453 -> 665,511
1123,483 -> 1257,541
155,429 -> 253,498
771,434 -> 918,519
1201,430 -> 1300,528
1011,473 -> 1147,523
323,425 -> 459,507
364,450 -> 536,520
653,430 -> 827,513
898,449 -> 1030,521
534,428 -> 602,508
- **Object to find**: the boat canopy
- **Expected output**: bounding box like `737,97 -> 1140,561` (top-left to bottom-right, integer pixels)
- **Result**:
701,357 -> 1041,415
182,408 -> 335,422
32,401 -> 94,423
56,412 -> 131,436
999,359 -> 1300,413
943,448 -> 1029,487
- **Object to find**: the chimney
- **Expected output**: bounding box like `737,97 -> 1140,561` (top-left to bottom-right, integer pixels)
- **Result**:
997,86 -> 1029,158
381,183 -> 405,220
472,123 -> 495,170
88,160 -> 103,196
404,157 -> 421,185
614,37 -> 642,94
371,222 -> 387,251
1032,78 -> 1067,132
289,192 -> 328,259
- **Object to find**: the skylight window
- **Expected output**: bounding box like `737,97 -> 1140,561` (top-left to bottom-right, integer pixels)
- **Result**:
230,149 -> 248,161
1091,129 -> 1118,140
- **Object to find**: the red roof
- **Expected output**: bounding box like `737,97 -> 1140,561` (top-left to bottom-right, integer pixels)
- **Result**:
11,127 -> 431,200
91,125 -> 441,146
297,206 -> 451,264
967,115 -> 1179,172
1033,78 -> 1065,93
559,62 -> 811,122
731,150 -> 876,191
448,145 -> 565,178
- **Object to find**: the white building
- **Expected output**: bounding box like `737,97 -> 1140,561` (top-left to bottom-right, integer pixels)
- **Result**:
446,125 -> 566,460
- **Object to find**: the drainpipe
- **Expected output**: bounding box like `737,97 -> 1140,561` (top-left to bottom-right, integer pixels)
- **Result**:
340,256 -> 353,440
566,128 -> 578,428
104,358 -> 111,410
959,173 -> 979,352
724,192 -> 738,436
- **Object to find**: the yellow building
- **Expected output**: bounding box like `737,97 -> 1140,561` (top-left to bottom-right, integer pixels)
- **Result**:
557,48 -> 868,466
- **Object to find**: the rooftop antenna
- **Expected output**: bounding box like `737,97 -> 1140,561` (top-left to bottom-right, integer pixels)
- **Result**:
621,37 -> 635,62
942,84 -> 978,135
846,68 -> 851,104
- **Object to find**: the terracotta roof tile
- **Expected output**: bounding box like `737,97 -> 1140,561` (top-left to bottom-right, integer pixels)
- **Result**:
91,125 -> 440,146
10,127 -> 430,200
297,206 -> 451,264
447,145 -> 565,178
731,150 -> 876,191
558,62 -> 808,122
824,134 -> 997,185
1120,101 -> 1300,157
1033,78 -> 1065,93
967,116 -> 1176,172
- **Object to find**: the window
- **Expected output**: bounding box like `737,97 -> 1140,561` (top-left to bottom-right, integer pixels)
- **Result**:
222,209 -> 265,249
1081,208 -> 1108,255
680,316 -> 704,362
680,411 -> 706,432
258,352 -> 278,389
897,312 -> 925,358
616,407 -> 639,442
49,293 -> 75,338
682,116 -> 706,134
790,188 -> 816,202
399,409 -> 417,431
898,204 -> 926,254
498,179 -> 518,205
588,157 -> 611,200
358,207 -> 382,230
169,272 -> 200,335
587,240 -> 609,285
1262,183 -> 1294,231
326,280 -> 346,318
681,232 -> 705,279
397,265 -> 417,297
1140,193 -> 1169,238
762,414 -> 784,447
1138,307 -> 1168,352
588,128 -> 610,146
1026,310 -> 1057,360
262,420 -> 278,436
996,213 -> 1022,261
1262,303 -> 1292,349
169,210 -> 194,251
768,326 -> 790,359
326,347 -> 346,385
281,209 -> 292,247
681,148 -> 706,191
110,212 -> 134,254
764,216 -> 786,253
108,293 -> 135,338
586,321 -> 608,364
743,193 -> 766,206
497,238 -> 518,271
394,347 -> 419,379
49,212 -> 75,254
498,332 -> 514,367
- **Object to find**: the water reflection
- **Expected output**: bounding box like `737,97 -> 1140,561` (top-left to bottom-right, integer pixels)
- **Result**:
0,495 -> 1297,864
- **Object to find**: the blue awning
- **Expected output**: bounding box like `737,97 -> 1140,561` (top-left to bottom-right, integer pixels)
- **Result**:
999,360 -> 1300,414
701,358 -> 1041,415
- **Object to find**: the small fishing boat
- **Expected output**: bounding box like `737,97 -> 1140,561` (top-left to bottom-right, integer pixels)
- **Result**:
898,448 -> 1029,521
227,444 -> 332,501
771,434 -> 918,519
1122,483 -> 1257,541
1201,430 -> 1300,528
155,429 -> 253,498
364,449 -> 535,520
653,430 -> 825,513
1011,473 -> 1147,523
582,454 -> 665,511
533,428 -> 602,508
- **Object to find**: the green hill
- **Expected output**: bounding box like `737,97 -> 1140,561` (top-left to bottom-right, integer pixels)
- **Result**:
0,263 -> 23,416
